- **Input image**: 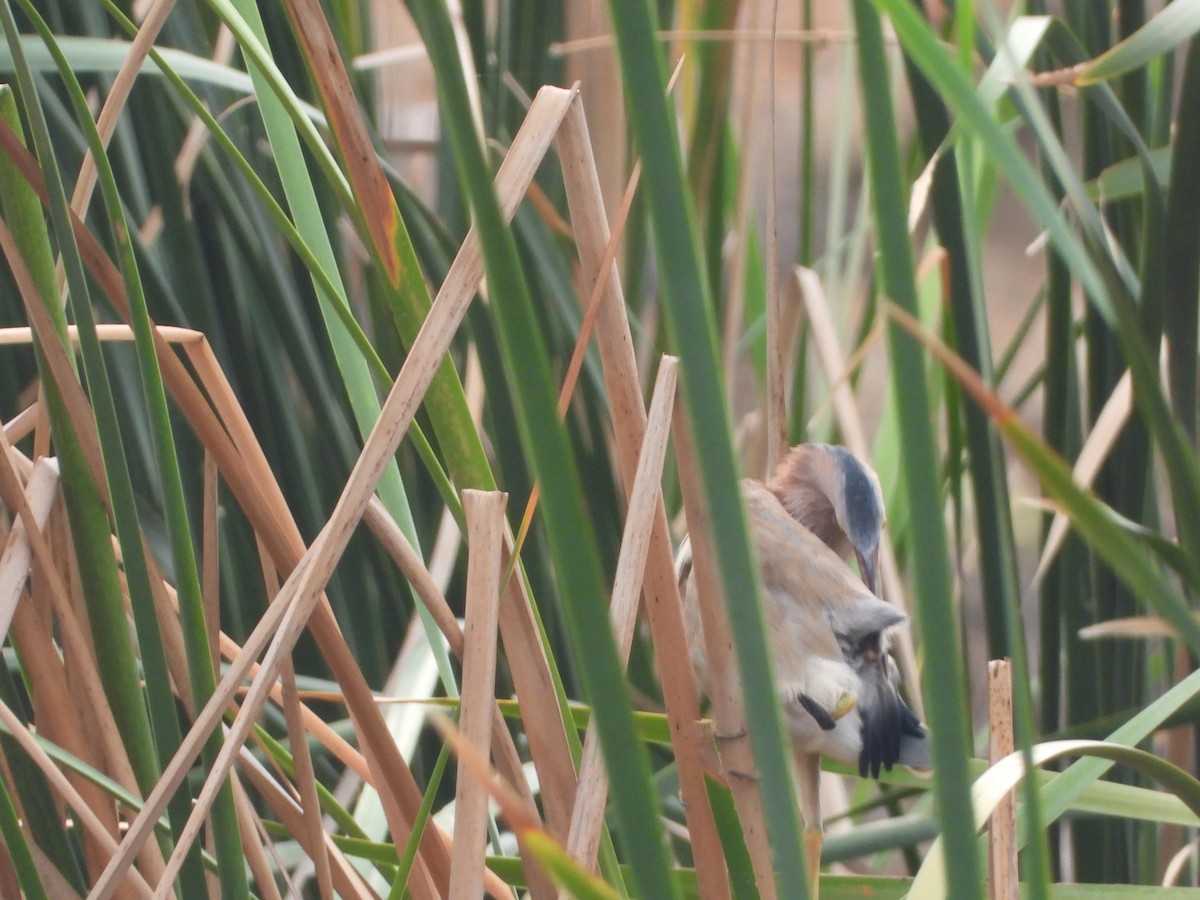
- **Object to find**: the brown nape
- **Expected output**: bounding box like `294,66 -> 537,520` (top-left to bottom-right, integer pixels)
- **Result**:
767,446 -> 845,552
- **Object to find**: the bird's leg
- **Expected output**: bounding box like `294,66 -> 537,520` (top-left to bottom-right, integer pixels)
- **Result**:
794,748 -> 823,900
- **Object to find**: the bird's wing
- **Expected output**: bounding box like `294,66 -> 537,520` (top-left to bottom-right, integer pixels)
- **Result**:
741,481 -> 850,664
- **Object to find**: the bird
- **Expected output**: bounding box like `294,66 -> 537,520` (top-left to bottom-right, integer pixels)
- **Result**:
676,443 -> 927,897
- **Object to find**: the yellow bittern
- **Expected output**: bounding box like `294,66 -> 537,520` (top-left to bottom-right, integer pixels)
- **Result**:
677,444 -> 927,897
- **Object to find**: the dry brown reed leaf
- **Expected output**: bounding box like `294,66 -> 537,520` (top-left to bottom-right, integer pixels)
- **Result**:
0,164 -> 403,897
0,442 -> 166,887
722,0 -> 774,395
235,742 -> 374,899
201,450 -> 221,678
68,0 -> 173,224
1078,616 -> 1184,640
1033,369 -> 1132,587
365,499 -> 464,657
432,711 -> 552,900
565,356 -> 678,878
509,146 -> 641,564
0,457 -> 57,643
915,244 -> 950,295
230,772 -> 286,900
0,74 -> 695,895
764,1 -> 786,476
495,531 -> 579,841
0,213 -> 108,495
558,163 -> 641,423
180,340 -> 453,899
258,537 -> 334,900
555,93 -> 729,895
428,710 -> 543,836
83,379 -> 443,896
525,178 -> 575,238
27,842 -> 84,899
0,324 -> 204,347
142,555 -> 374,787
4,403 -> 39,444
483,73 -> 639,574
284,0 -> 401,285
140,544 -> 195,715
9,589 -> 127,892
672,402 -> 776,900
450,490 -> 507,900
0,698 -> 156,899
368,90 -> 585,878
150,25 -> 237,239
417,86 -> 584,853
796,267 -> 924,720
0,458 -> 153,890
609,358 -> 678,665
1028,63 -> 1087,87
884,301 -> 1013,425
281,656 -> 334,900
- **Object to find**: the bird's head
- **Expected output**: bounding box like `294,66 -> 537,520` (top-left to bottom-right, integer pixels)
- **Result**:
769,444 -> 885,596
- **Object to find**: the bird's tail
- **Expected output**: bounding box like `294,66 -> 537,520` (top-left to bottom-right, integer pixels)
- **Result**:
897,705 -> 932,772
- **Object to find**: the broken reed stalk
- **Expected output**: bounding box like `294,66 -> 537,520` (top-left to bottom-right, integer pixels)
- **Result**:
450,490 -> 506,900
988,658 -> 1017,900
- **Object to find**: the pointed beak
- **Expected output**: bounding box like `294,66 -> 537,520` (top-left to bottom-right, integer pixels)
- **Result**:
856,547 -> 880,598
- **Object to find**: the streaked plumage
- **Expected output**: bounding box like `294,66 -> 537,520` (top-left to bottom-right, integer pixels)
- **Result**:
676,444 -> 926,895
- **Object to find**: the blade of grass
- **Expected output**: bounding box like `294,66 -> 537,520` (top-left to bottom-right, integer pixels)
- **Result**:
1077,0 -> 1200,85
1164,37 -> 1200,440
851,5 -> 981,898
0,771 -> 47,900
912,739 -> 1200,897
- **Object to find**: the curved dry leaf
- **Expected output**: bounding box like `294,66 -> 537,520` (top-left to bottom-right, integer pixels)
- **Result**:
1033,369 -> 1132,587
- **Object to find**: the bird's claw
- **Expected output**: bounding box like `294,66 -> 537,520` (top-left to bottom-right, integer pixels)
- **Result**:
713,728 -> 748,741
831,692 -> 857,721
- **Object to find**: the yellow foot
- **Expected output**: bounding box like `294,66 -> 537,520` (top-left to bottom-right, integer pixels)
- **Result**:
831,692 -> 857,721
